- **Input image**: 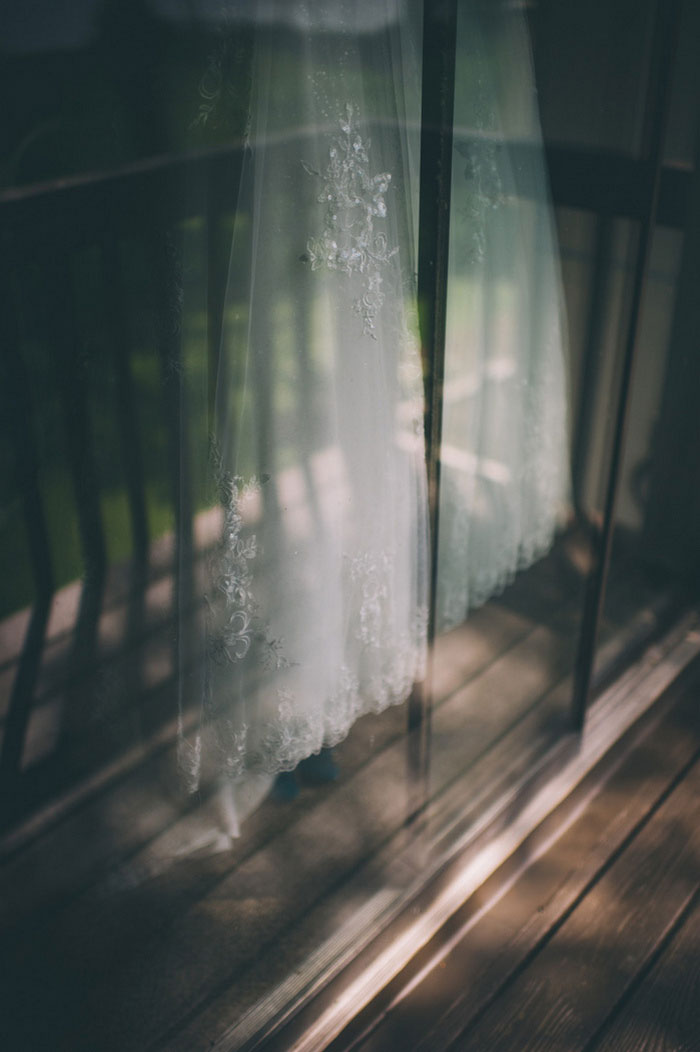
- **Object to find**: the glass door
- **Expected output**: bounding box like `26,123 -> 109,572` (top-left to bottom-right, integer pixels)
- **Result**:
1,1 -> 699,1049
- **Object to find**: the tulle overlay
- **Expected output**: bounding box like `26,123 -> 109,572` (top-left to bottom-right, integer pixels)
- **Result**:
177,0 -> 569,794
178,0 -> 429,791
436,1 -> 570,630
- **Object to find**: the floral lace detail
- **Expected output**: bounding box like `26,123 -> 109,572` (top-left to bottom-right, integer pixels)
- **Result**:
347,550 -> 393,648
177,448 -> 293,792
182,640 -> 427,787
302,105 -> 397,336
228,724 -> 249,775
436,319 -> 568,631
177,718 -> 202,796
246,690 -> 301,773
190,10 -> 249,134
368,605 -> 428,710
179,454 -> 427,789
204,446 -> 291,674
206,466 -> 262,666
325,664 -> 361,733
247,641 -> 425,774
192,38 -> 228,129
455,71 -> 504,265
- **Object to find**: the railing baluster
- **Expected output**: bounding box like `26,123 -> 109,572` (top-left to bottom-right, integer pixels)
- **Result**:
44,248 -> 108,738
571,213 -> 614,517
151,223 -> 195,727
103,235 -> 150,575
571,0 -> 682,728
0,246 -> 55,816
408,0 -> 458,810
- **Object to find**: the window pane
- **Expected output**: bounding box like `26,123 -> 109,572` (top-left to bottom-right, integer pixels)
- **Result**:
430,0 -> 579,829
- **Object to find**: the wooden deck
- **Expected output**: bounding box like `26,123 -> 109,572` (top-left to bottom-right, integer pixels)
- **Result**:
335,656 -> 700,1052
0,543 -> 692,1052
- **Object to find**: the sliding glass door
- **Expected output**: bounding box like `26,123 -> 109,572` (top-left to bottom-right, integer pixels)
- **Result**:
1,1 -> 698,1049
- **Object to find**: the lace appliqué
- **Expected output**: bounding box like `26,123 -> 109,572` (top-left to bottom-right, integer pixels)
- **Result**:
302,105 -> 397,337
177,450 -> 291,792
455,72 -> 505,265
205,448 -> 290,674
192,39 -> 229,129
190,10 -> 248,134
176,720 -> 202,796
368,605 -> 428,710
179,468 -> 428,788
206,470 -> 261,667
347,550 -> 393,649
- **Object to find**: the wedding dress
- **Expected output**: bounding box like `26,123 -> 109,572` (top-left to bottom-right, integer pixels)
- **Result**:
177,0 -> 428,801
176,0 -> 568,820
435,1 -> 570,630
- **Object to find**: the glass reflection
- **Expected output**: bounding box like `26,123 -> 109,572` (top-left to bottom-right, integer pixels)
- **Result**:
430,0 -> 575,816
3,1 -> 697,1050
2,3 -> 433,1048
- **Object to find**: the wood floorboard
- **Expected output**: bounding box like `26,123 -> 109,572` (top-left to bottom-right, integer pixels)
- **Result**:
2,605 -> 565,1051
0,603 -> 532,929
0,555 -> 178,720
350,675 -> 700,1052
0,553 -> 677,1052
150,614 -> 696,1052
591,890 -> 700,1052
55,627 -> 568,1052
161,664 -> 570,1052
450,728 -> 700,1049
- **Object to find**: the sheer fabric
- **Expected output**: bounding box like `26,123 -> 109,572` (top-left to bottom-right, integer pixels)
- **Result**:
178,0 -> 428,793
436,1 -> 570,630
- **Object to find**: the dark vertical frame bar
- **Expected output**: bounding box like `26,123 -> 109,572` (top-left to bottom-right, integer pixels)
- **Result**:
102,232 -> 150,729
572,214 -> 614,515
571,0 -> 682,728
206,156 -> 230,424
408,0 -> 458,791
0,245 -> 55,811
151,218 -> 196,736
643,131 -> 700,575
47,249 -> 108,672
103,235 -> 150,573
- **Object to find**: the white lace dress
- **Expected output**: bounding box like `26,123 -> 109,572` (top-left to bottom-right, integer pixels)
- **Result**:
435,0 -> 570,630
178,0 -> 429,798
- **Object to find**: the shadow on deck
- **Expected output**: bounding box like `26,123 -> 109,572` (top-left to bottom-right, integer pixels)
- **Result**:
0,538 -> 691,1051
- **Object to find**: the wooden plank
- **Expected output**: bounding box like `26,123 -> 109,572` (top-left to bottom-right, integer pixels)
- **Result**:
239,627 -> 700,1052
162,606 -> 658,1052
593,892 -> 700,1051
1,611 -> 693,1052
0,620 -> 566,1051
25,589 -> 673,1052
163,673 -> 568,1052
0,501 -> 221,718
0,524 -> 578,841
0,601 -> 534,927
0,560 -> 194,738
103,234 -> 150,568
429,624 -> 573,794
0,568 -> 664,1051
47,249 -> 107,674
0,250 -> 55,797
430,603 -> 535,703
352,675 -> 700,1052
450,738 -> 700,1049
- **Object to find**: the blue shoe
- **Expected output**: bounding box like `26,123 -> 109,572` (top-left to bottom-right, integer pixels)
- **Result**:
298,747 -> 339,784
273,770 -> 300,801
